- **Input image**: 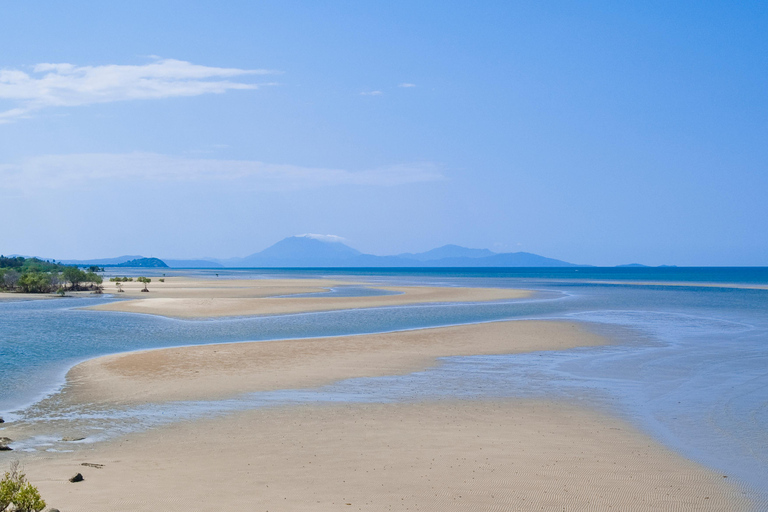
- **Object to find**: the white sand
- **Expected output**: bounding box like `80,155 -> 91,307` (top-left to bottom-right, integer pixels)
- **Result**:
86,277 -> 531,318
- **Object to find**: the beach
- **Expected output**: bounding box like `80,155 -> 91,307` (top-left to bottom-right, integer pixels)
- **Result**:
1,276 -> 759,511
20,400 -> 748,512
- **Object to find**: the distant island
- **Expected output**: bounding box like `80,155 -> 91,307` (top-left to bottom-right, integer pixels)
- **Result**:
115,257 -> 168,268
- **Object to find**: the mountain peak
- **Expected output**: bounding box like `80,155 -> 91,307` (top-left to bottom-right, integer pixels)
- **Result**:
230,235 -> 362,266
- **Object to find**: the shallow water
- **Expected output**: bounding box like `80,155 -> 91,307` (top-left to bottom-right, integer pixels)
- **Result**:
1,269 -> 767,504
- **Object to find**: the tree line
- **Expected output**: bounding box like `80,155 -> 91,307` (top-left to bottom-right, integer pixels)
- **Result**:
0,256 -> 103,294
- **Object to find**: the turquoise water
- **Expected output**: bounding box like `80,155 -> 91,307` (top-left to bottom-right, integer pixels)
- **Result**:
1,268 -> 767,504
107,266 -> 768,284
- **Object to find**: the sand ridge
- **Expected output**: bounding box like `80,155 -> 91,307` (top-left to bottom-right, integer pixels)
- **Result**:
86,277 -> 531,318
60,320 -> 602,405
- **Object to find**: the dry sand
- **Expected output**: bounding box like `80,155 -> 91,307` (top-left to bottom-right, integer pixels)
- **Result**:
100,277 -> 360,299
86,277 -> 531,318
21,400 -> 751,512
60,320 -> 604,405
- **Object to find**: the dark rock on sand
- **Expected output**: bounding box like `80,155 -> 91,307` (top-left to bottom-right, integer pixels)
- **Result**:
69,473 -> 84,483
0,437 -> 12,451
61,437 -> 85,442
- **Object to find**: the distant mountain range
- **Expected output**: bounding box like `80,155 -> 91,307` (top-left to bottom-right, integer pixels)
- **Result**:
56,235 -> 585,268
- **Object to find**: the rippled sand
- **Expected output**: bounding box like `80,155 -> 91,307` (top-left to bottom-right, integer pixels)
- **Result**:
22,400 -> 751,511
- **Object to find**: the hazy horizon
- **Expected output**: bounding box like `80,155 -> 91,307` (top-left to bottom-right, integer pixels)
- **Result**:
6,233 -> 757,268
2,2 -> 766,266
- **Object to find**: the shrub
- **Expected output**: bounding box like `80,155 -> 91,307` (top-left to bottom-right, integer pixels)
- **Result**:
17,272 -> 53,293
0,461 -> 46,512
13,482 -> 46,512
137,276 -> 151,292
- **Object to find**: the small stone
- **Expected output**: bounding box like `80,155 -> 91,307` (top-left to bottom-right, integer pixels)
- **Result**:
69,473 -> 84,483
0,416 -> 5,423
62,437 -> 85,442
0,437 -> 12,451
46,509 -> 61,512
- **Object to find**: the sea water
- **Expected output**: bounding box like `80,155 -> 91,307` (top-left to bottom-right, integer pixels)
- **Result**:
1,268 -> 767,503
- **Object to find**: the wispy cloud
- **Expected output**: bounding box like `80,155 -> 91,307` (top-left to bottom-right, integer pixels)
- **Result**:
0,58 -> 277,122
360,90 -> 383,96
298,234 -> 347,243
398,83 -> 416,88
0,153 -> 444,190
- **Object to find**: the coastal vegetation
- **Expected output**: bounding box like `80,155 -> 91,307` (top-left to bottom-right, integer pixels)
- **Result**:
137,276 -> 151,292
0,461 -> 46,512
0,255 -> 103,294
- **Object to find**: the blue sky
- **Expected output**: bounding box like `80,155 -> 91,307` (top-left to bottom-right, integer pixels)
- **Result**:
1,1 -> 766,265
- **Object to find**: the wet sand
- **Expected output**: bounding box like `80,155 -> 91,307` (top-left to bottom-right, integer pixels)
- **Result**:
58,320 -> 604,405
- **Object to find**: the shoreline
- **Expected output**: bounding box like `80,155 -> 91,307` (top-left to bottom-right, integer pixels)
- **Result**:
2,277 -> 761,510
4,319 -> 755,510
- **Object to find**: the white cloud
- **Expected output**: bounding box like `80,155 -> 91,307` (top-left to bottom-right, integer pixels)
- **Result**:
360,90 -> 383,96
398,83 -> 416,88
0,58 -> 277,122
0,153 -> 444,190
298,234 -> 347,243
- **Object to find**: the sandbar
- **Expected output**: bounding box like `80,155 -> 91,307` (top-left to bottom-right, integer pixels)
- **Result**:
86,277 -> 531,318
57,320 -> 603,406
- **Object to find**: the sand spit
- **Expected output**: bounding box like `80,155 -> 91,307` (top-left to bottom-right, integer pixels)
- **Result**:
85,277 -> 531,318
60,320 -> 600,405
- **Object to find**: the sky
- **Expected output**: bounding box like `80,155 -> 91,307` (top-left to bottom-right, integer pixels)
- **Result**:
1,1 -> 766,266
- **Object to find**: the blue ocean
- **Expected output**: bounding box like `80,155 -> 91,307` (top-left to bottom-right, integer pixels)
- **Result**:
1,267 -> 767,504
